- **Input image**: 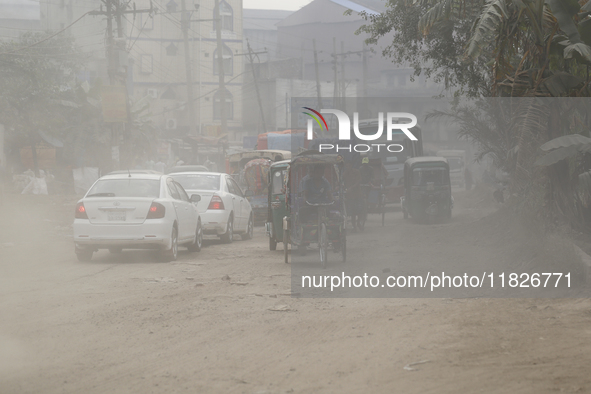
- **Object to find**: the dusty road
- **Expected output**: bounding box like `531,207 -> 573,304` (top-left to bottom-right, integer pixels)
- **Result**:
1,191 -> 591,393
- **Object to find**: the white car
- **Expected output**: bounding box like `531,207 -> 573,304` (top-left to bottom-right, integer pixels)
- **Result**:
73,173 -> 203,262
169,172 -> 253,243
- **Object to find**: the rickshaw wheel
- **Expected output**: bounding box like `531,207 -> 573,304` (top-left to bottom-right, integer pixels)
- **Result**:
269,236 -> 277,251
319,223 -> 328,269
283,229 -> 289,264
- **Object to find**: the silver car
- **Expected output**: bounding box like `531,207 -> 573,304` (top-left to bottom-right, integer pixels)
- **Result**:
73,174 -> 203,262
169,172 -> 254,243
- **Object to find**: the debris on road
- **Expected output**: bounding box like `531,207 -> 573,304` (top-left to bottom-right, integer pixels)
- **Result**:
403,360 -> 431,371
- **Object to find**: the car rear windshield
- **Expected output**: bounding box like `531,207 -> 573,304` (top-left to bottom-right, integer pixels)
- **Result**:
86,179 -> 161,198
171,174 -> 220,191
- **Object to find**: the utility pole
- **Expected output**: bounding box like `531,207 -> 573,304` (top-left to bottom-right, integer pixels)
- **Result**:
181,9 -> 218,137
244,39 -> 268,134
90,0 -> 153,169
340,41 -> 346,113
313,39 -> 323,110
181,0 -> 197,136
332,37 -> 338,105
215,0 -> 227,143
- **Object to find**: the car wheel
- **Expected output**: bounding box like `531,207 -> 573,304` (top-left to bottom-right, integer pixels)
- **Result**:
220,215 -> 233,244
161,227 -> 178,262
76,248 -> 93,262
187,220 -> 203,252
241,214 -> 254,240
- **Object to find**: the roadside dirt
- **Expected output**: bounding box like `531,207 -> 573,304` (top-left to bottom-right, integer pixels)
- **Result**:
1,188 -> 591,393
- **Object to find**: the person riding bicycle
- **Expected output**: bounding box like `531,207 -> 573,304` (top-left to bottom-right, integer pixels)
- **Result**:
300,164 -> 333,223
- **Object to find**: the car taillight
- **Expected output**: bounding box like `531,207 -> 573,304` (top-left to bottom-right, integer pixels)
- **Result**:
75,202 -> 88,219
146,202 -> 165,219
208,195 -> 224,210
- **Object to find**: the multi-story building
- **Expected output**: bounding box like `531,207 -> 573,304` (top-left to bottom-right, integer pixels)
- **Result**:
39,0 -> 243,144
129,0 -> 243,142
39,0 -> 108,84
0,0 -> 41,40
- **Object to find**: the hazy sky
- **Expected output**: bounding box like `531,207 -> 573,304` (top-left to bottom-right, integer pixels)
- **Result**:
243,0 -> 314,11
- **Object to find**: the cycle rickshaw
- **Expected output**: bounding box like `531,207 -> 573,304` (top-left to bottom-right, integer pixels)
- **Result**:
278,153 -> 347,268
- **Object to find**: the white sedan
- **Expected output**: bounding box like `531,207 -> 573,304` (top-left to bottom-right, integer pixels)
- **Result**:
169,172 -> 254,243
73,173 -> 203,262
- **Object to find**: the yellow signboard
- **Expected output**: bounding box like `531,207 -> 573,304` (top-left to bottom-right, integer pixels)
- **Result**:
101,85 -> 128,123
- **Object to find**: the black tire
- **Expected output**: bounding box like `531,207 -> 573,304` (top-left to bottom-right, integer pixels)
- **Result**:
220,215 -> 233,243
76,249 -> 93,262
108,247 -> 122,254
161,227 -> 178,262
187,220 -> 203,252
241,214 -> 254,240
283,229 -> 289,264
269,235 -> 277,251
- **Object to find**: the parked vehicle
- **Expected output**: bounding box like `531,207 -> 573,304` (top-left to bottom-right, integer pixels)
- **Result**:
73,174 -> 203,262
226,150 -> 291,176
436,150 -> 466,188
401,157 -> 453,222
166,165 -> 209,174
169,172 -> 254,243
227,150 -> 291,225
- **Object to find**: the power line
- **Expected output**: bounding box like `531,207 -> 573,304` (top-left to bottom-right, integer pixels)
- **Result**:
0,10 -> 93,55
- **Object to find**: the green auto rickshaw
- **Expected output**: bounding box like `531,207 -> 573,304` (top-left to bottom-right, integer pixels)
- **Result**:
266,160 -> 291,256
401,156 -> 453,221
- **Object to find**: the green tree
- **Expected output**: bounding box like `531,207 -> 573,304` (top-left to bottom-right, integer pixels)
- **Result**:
356,0 -> 491,97
0,32 -> 89,174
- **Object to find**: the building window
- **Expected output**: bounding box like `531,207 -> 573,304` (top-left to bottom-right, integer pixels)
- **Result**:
166,42 -> 178,56
213,88 -> 233,120
213,45 -> 233,75
166,0 -> 178,13
213,1 -> 233,32
140,54 -> 153,74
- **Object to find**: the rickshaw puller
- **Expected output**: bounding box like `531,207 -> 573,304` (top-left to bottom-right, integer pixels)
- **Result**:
300,164 -> 333,223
